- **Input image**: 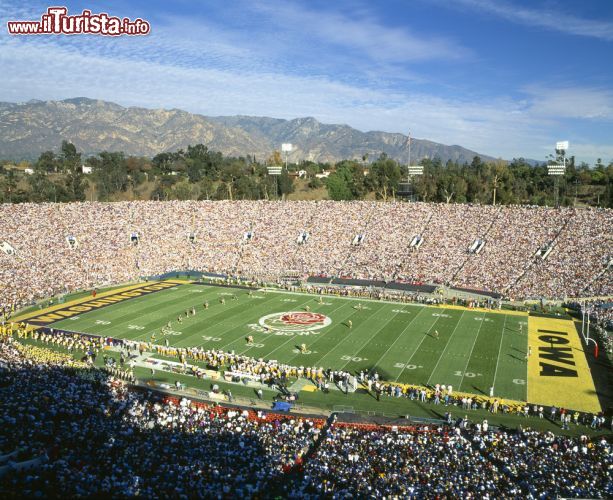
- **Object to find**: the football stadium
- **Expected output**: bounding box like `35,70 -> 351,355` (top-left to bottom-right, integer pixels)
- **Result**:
2,1 -> 613,497
1,200 -> 612,497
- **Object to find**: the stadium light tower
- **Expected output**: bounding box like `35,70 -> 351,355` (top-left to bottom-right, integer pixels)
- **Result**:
399,131 -> 423,201
548,141 -> 568,208
281,143 -> 292,169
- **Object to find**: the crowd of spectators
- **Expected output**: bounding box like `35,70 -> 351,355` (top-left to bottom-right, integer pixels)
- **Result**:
296,420 -> 612,498
1,336 -> 610,498
0,201 -> 610,311
0,336 -> 321,497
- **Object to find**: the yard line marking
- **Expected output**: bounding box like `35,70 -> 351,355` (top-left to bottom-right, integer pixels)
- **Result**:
185,293 -> 283,349
244,295 -> 346,359
457,312 -> 487,391
394,313 -> 442,382
282,301 -> 373,365
312,304 -> 399,368
87,286 -> 220,339
370,307 -> 428,370
226,296 -> 324,355
335,307 -> 408,372
492,314 -> 507,394
425,310 -> 466,386
119,291 -> 224,342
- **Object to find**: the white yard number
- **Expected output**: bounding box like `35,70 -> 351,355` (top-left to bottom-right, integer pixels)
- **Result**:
95,320 -> 111,325
474,317 -> 493,322
512,379 -> 525,385
392,309 -> 411,314
201,336 -> 222,342
432,313 -> 450,318
68,316 -> 80,321
341,355 -> 367,363
394,362 -> 418,370
127,324 -> 144,330
282,298 -> 297,302
454,371 -> 481,378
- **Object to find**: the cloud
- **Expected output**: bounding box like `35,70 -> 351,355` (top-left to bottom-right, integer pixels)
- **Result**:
0,39 -> 542,159
0,1 -> 611,164
250,0 -> 471,64
522,86 -> 613,120
451,0 -> 613,41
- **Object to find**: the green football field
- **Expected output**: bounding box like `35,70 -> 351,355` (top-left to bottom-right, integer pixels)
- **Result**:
47,282 -> 529,401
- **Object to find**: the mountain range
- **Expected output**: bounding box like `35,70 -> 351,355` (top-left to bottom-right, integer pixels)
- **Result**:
0,98 -> 498,164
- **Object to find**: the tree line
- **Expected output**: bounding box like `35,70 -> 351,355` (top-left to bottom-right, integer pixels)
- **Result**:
0,141 -> 611,208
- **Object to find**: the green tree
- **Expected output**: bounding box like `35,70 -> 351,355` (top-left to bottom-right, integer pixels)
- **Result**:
278,170 -> 294,199
35,151 -> 59,173
326,170 -> 353,200
366,154 -> 401,200
94,152 -> 129,199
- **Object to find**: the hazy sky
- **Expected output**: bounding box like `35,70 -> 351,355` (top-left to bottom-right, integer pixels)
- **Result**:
1,0 -> 612,163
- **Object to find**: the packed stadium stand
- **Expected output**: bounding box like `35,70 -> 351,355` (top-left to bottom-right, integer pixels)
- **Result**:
0,337 -> 611,498
1,201 -> 611,309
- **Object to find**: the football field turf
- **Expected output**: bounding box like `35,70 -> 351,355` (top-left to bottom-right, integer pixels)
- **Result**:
26,281 -> 533,402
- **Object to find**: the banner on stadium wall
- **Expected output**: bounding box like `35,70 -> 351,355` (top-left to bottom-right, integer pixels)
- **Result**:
1,241 -> 16,255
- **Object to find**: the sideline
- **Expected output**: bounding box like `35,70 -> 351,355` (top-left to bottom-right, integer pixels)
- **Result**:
262,288 -> 528,317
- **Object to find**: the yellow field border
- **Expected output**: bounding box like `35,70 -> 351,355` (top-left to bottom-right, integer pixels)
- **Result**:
437,304 -> 528,316
527,316 -> 600,413
12,280 -> 185,326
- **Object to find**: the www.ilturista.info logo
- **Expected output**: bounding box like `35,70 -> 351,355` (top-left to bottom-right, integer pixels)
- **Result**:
249,312 -> 332,336
7,7 -> 150,36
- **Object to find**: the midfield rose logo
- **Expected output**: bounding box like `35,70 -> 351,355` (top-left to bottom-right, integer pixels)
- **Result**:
280,312 -> 327,325
250,311 -> 332,336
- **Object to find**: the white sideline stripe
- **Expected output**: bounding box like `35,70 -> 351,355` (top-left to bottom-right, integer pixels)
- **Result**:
261,288 -> 425,309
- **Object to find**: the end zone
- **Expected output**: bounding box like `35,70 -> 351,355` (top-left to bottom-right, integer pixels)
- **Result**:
12,280 -> 184,327
527,316 -> 601,413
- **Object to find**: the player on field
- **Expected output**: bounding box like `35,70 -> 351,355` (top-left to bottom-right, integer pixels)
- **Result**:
246,335 -> 254,345
191,307 -> 196,316
300,343 -> 307,353
305,305 -> 310,312
220,297 -> 225,305
433,329 -> 439,339
347,320 -> 352,329
203,301 -> 209,309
